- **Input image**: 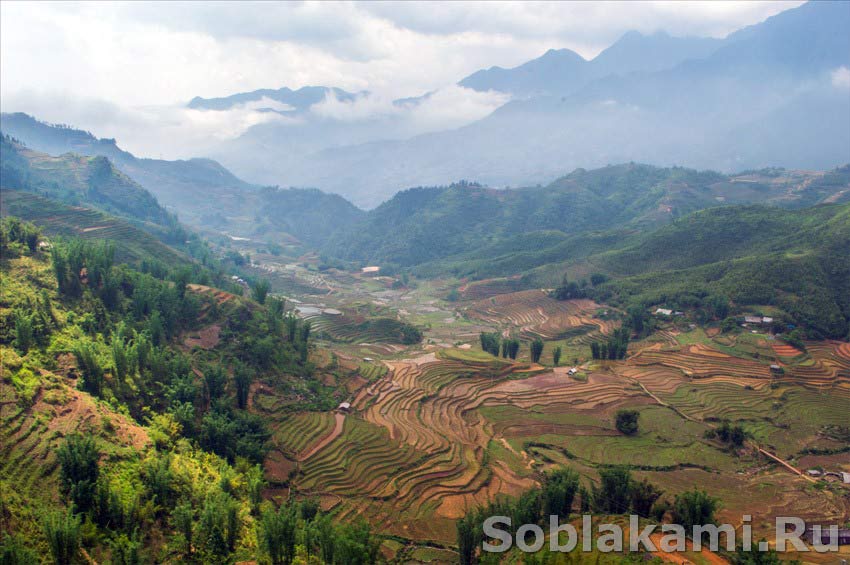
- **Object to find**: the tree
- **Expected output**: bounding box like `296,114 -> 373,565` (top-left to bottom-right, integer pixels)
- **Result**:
630,478 -> 663,517
542,468 -> 580,518
593,466 -> 632,514
73,341 -> 104,397
252,279 -> 271,304
615,409 -> 640,436
260,503 -> 298,565
552,346 -> 562,367
457,513 -> 477,565
479,332 -> 501,356
233,364 -> 254,410
42,510 -> 80,565
627,306 -> 647,335
57,434 -> 100,514
672,489 -> 719,530
553,275 -> 586,300
400,324 -> 422,345
204,364 -> 227,403
171,502 -> 194,556
13,311 -> 33,353
198,491 -> 241,558
0,534 -> 38,564
507,339 -> 520,360
530,338 -> 544,363
712,421 -> 747,449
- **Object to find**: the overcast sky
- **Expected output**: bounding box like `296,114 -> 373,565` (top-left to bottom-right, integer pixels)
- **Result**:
1,0 -> 805,158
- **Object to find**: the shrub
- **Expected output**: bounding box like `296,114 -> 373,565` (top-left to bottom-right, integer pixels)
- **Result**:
615,409 -> 640,436
42,510 -> 81,565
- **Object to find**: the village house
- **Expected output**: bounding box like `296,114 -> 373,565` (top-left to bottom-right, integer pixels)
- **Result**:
337,402 -> 351,413
806,527 -> 850,547
655,308 -> 672,316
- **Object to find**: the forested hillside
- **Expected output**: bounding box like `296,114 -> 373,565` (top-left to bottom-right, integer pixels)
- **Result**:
512,203 -> 850,340
0,189 -> 188,267
1,116 -> 367,246
0,135 -> 176,231
0,217 -> 379,563
325,163 -> 850,270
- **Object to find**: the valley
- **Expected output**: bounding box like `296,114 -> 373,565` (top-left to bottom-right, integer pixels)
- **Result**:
232,242 -> 850,561
2,2 -> 850,561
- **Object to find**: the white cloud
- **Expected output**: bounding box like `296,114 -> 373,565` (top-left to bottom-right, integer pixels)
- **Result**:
1,90 -> 295,159
832,66 -> 850,90
405,86 -> 510,133
0,0 -> 807,160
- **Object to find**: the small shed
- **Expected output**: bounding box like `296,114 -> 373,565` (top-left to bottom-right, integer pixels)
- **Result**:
806,527 -> 850,546
806,469 -> 822,477
567,368 -> 578,375
770,364 -> 783,373
337,402 -> 351,412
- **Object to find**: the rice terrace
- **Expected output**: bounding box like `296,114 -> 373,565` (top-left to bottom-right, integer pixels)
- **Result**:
241,258 -> 850,561
2,1 -> 850,563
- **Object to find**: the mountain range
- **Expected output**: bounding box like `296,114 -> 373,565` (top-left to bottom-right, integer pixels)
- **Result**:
191,0 -> 850,207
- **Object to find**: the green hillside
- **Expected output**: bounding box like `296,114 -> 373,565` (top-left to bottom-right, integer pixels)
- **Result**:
0,219 -> 377,563
324,163 -> 850,270
542,203 -> 850,339
1,135 -> 175,230
1,114 -> 367,246
0,189 -> 187,267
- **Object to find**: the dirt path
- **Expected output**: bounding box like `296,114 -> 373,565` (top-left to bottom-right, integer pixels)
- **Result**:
629,377 -> 701,424
627,375 -> 814,482
298,412 -> 345,461
756,447 -> 815,482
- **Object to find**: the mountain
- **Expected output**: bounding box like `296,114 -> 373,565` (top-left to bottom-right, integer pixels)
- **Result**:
1,134 -> 174,230
0,112 -> 257,226
0,114 -> 366,245
202,0 -> 850,207
459,31 -> 723,98
583,203 -> 850,339
0,189 -> 187,266
188,85 -> 361,113
323,163 -> 850,270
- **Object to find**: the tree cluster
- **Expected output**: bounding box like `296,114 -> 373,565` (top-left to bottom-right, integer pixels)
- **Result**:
590,327 -> 630,360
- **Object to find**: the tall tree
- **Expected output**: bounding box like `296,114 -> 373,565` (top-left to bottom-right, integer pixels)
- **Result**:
530,338 -> 544,363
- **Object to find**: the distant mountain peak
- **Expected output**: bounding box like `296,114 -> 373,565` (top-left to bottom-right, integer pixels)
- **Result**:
187,85 -> 363,112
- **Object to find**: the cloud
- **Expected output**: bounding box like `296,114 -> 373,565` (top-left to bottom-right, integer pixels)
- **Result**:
0,0 -> 808,161
307,85 -> 508,135
832,66 -> 850,90
404,86 -> 510,133
0,90 -> 294,159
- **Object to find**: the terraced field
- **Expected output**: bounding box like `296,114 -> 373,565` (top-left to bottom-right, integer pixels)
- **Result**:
464,290 -> 619,339
290,352 -> 672,542
246,261 -> 850,549
0,189 -> 185,266
458,277 -> 527,301
306,308 -> 415,348
279,331 -> 850,546
0,367 -> 149,503
617,339 -> 850,456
